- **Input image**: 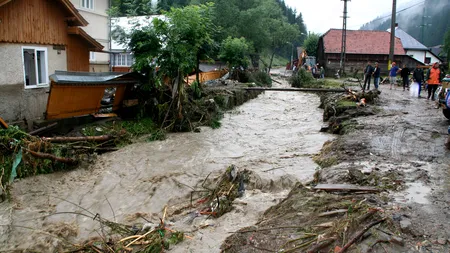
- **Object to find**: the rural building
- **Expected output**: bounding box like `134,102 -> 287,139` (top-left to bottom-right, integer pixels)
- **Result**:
317,29 -> 421,77
69,0 -> 111,72
387,27 -> 442,65
0,0 -> 103,127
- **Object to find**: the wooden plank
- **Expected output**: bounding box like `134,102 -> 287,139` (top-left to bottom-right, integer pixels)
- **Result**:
314,184 -> 379,193
244,87 -> 348,92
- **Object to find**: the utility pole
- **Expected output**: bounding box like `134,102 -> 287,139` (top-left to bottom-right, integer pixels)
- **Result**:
388,0 -> 397,69
340,0 -> 350,75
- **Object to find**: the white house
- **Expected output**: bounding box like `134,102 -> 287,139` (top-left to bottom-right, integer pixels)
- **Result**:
111,15 -> 165,72
70,0 -> 110,72
388,27 -> 442,65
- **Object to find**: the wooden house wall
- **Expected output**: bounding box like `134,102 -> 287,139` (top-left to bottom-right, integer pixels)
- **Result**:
0,0 -> 69,45
66,35 -> 89,71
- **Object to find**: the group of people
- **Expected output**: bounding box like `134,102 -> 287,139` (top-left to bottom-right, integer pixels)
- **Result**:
363,61 -> 446,100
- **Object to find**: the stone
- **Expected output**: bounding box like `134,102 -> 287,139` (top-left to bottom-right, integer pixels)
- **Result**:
390,236 -> 405,246
400,218 -> 412,233
437,237 -> 447,245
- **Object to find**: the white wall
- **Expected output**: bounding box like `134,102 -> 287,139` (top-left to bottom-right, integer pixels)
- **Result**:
70,0 -> 110,67
406,50 -> 426,64
0,43 -> 67,125
425,51 -> 442,64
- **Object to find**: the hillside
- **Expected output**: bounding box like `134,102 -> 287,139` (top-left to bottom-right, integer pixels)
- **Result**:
360,0 -> 450,48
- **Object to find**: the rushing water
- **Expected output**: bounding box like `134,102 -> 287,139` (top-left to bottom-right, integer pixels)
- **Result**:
0,77 -> 333,252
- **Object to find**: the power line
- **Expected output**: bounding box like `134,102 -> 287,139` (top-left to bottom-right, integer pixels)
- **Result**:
349,0 -> 425,29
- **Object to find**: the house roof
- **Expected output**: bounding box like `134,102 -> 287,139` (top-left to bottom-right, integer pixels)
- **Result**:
50,71 -> 138,84
68,27 -> 104,51
0,0 -> 88,26
111,15 -> 166,50
322,29 -> 405,55
387,27 -> 427,50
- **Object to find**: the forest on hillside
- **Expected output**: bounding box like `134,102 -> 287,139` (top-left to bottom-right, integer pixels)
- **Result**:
360,0 -> 449,48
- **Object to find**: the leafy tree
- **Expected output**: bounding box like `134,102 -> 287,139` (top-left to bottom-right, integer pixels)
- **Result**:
111,0 -> 154,16
219,37 -> 250,69
303,33 -> 320,57
128,4 -> 215,98
267,19 -> 299,73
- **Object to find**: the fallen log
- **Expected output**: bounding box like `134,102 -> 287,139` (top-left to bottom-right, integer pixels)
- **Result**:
243,87 -> 348,92
42,135 -> 112,143
314,184 -> 380,193
25,149 -> 78,164
71,146 -> 119,152
336,218 -> 386,253
29,122 -> 58,136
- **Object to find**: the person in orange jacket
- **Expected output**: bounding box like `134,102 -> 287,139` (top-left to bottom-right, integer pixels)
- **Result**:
425,62 -> 445,100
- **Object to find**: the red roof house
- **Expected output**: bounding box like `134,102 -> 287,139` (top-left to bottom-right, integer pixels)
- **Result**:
318,29 -> 421,76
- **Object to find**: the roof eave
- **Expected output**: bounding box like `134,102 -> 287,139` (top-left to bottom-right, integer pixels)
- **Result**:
59,0 -> 89,26
68,27 -> 104,52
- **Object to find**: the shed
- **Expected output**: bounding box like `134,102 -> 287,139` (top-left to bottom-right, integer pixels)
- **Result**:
46,71 -> 139,119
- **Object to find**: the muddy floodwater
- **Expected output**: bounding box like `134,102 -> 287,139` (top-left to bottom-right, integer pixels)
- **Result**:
0,77 -> 333,252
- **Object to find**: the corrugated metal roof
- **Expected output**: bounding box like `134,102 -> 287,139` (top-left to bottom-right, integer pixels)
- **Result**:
50,71 -> 137,84
387,27 -> 428,50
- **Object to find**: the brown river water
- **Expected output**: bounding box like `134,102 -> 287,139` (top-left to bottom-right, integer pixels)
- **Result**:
0,76 -> 333,252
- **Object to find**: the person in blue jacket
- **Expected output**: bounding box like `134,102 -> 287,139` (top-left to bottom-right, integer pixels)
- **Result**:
389,62 -> 400,90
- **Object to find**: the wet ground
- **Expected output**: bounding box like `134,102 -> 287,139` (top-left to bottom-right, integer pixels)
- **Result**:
2,73 -> 450,252
0,72 -> 334,252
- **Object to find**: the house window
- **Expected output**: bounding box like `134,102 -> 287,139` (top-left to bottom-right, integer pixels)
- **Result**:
425,57 -> 431,64
22,47 -> 48,88
114,53 -> 134,66
89,52 -> 96,61
81,0 -> 94,10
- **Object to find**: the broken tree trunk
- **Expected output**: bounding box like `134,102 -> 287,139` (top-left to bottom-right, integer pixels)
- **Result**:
25,149 -> 77,164
244,87 -> 347,92
42,135 -> 112,143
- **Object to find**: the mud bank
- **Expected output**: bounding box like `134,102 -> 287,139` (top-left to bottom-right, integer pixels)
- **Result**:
223,84 -> 450,252
0,75 -> 333,252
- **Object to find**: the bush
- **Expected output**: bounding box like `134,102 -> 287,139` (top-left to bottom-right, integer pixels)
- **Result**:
248,71 -> 272,87
289,68 -> 314,88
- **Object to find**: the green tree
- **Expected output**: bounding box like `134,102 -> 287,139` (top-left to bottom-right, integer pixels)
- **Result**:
303,33 -> 320,57
219,37 -> 250,69
267,19 -> 299,73
128,4 -> 215,97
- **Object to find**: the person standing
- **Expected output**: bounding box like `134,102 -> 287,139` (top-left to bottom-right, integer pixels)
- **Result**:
412,64 -> 424,98
373,62 -> 381,90
389,62 -> 400,90
320,66 -> 325,79
400,64 -> 410,91
425,62 -> 445,100
363,61 -> 374,91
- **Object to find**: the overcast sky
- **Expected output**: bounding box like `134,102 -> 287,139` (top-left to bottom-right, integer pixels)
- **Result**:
284,0 -> 423,34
